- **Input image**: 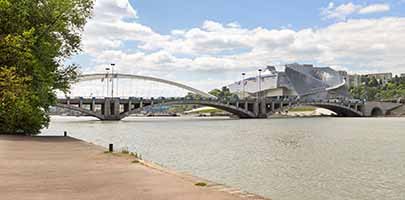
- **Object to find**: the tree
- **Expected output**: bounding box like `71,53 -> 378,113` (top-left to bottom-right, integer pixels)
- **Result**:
0,68 -> 47,134
0,0 -> 94,134
208,89 -> 222,98
209,86 -> 239,101
350,77 -> 405,101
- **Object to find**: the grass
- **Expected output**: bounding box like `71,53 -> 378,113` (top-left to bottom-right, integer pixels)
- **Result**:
129,151 -> 143,164
121,150 -> 130,154
195,182 -> 207,187
188,108 -> 223,114
121,147 -> 130,154
196,108 -> 222,113
103,147 -> 143,164
289,106 -> 316,112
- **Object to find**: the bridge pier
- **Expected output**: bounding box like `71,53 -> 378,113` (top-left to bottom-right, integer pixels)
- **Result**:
103,99 -> 111,116
91,98 -> 96,112
79,98 -> 83,108
101,98 -> 122,120
260,101 -> 267,117
253,102 -> 259,117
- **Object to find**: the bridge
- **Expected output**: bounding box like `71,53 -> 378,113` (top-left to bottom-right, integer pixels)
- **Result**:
55,73 -> 402,120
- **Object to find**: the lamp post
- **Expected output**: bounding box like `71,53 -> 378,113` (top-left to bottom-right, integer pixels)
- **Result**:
111,64 -> 115,98
257,69 -> 262,101
242,72 -> 246,99
105,67 -> 110,97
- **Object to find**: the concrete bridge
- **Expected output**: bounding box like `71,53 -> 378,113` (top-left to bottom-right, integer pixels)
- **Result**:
54,97 -> 400,120
55,72 -> 402,120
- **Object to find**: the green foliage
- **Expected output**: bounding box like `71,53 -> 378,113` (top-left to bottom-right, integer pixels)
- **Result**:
209,86 -> 239,101
349,76 -> 405,101
185,92 -> 203,99
0,67 -> 48,134
188,108 -> 223,114
0,0 -> 94,134
195,182 -> 207,187
289,107 -> 316,112
168,104 -> 196,113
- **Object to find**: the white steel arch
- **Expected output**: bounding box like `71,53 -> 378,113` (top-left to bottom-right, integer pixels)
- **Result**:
77,73 -> 216,98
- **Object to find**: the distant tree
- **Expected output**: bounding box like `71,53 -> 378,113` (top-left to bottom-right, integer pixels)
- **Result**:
350,76 -> 405,101
208,89 -> 221,98
209,87 -> 239,101
369,77 -> 379,87
185,92 -> 203,99
378,79 -> 383,86
0,0 -> 94,134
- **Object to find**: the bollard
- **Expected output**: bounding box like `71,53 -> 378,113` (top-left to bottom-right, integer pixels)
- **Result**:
64,131 -> 67,137
109,144 -> 114,152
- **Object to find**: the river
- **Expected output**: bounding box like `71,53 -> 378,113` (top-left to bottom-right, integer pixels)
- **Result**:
42,116 -> 405,200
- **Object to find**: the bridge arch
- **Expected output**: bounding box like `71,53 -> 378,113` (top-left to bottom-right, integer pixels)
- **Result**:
120,100 -> 256,119
370,107 -> 384,117
267,102 -> 363,117
54,104 -> 105,120
77,73 -> 216,98
307,103 -> 362,117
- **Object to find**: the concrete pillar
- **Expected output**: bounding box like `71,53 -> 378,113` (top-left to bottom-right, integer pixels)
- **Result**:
244,101 -> 248,110
129,99 -> 133,110
113,99 -> 120,116
140,101 -> 143,108
236,101 -> 240,108
253,102 -> 259,117
355,104 -> 359,111
91,98 -> 96,112
79,98 -> 83,108
104,98 -> 111,116
126,99 -> 132,112
271,102 -> 275,112
260,101 -> 266,115
67,97 -> 70,105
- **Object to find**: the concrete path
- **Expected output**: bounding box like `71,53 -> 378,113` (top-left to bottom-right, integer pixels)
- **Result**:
0,136 -> 268,200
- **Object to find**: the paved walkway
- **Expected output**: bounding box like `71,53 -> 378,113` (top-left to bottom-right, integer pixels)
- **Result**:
0,136 -> 268,200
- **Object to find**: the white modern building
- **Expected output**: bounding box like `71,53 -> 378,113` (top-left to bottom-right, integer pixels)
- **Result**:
228,63 -> 350,100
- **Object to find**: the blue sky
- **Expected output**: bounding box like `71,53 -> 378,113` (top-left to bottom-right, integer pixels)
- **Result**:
68,0 -> 405,94
132,0 -> 405,32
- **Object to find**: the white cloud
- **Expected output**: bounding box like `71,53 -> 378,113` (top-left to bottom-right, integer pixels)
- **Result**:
321,2 -> 391,20
358,4 -> 390,14
322,2 -> 361,20
72,0 -> 405,93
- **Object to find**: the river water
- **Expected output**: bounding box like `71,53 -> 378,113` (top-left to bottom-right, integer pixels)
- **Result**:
42,116 -> 405,200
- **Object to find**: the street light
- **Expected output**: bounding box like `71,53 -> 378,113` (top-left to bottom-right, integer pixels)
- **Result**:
242,72 -> 246,99
111,63 -> 115,98
105,67 -> 110,97
257,69 -> 262,101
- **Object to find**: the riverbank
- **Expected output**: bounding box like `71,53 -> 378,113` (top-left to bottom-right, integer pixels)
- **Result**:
0,135 -> 268,200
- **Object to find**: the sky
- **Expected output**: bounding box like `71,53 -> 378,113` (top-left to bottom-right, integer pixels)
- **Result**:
69,0 -> 405,93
